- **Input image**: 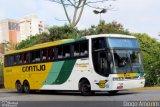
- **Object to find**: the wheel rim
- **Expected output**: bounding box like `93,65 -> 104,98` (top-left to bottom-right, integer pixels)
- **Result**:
16,83 -> 21,91
24,82 -> 30,93
82,84 -> 90,93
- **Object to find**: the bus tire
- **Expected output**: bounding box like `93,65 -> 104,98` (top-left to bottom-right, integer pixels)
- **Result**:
15,81 -> 24,93
23,80 -> 30,93
79,79 -> 93,96
108,90 -> 119,95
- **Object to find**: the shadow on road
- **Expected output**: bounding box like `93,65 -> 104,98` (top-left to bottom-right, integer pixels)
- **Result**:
4,90 -> 141,96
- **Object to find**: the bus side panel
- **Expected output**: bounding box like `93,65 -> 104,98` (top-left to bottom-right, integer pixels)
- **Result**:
4,62 -> 53,90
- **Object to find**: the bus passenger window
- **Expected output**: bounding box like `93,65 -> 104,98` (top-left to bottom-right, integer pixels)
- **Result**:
16,54 -> 22,64
73,43 -> 80,57
63,45 -> 71,58
13,55 -> 17,65
30,51 -> 35,63
57,46 -> 63,59
23,53 -> 30,64
41,49 -> 48,61
35,50 -> 41,62
48,48 -> 54,60
80,41 -> 88,56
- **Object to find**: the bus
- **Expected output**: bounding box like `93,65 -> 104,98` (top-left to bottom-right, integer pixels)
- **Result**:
3,34 -> 145,96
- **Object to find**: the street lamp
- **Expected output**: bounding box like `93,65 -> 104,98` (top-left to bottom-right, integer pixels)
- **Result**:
93,9 -> 107,22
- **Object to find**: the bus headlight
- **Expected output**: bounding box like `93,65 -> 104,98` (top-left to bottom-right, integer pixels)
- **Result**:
113,77 -> 125,81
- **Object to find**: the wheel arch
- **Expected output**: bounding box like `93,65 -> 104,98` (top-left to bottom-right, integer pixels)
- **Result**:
78,77 -> 91,89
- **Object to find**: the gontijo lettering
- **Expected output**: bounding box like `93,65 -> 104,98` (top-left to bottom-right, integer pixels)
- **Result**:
22,65 -> 46,72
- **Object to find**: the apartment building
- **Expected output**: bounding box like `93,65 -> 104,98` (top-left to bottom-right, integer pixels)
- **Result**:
0,19 -> 20,54
0,15 -> 48,55
19,15 -> 48,41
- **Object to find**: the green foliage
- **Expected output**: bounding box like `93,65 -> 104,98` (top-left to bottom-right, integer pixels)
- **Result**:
133,33 -> 160,86
80,21 -> 130,36
15,21 -> 160,86
16,25 -> 80,49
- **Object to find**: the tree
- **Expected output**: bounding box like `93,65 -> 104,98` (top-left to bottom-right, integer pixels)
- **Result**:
80,21 -> 130,35
49,0 -> 114,27
16,25 -> 80,49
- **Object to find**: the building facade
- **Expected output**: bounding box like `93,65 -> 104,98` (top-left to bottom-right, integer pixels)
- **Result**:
19,15 -> 48,41
0,19 -> 20,54
0,15 -> 48,56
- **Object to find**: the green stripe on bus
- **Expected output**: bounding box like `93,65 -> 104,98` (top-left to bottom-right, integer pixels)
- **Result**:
53,59 -> 76,84
44,61 -> 64,85
61,38 -> 87,45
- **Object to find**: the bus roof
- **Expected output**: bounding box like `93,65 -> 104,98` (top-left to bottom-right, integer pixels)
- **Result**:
5,39 -> 73,55
83,34 -> 136,39
5,34 -> 135,55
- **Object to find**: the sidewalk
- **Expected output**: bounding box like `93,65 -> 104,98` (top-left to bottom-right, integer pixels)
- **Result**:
129,87 -> 160,90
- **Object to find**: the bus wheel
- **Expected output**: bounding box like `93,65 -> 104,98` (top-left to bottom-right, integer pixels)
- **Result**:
108,90 -> 119,95
23,81 -> 30,93
79,79 -> 93,96
15,81 -> 24,93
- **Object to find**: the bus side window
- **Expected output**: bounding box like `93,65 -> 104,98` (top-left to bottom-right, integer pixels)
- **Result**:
63,45 -> 71,58
80,41 -> 88,56
73,43 -> 80,57
57,46 -> 63,59
10,56 -> 14,66
13,55 -> 17,65
35,50 -> 41,62
48,48 -> 54,60
30,51 -> 35,63
16,54 -> 22,64
23,52 -> 30,64
92,38 -> 105,50
41,49 -> 48,61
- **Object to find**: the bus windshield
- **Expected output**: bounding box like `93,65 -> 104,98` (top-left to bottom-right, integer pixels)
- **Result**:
108,38 -> 139,49
113,50 -> 143,73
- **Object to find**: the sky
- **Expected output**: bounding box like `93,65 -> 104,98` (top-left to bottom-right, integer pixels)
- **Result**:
0,0 -> 160,40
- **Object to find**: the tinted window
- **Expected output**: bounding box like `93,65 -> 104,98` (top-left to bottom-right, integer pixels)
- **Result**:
80,41 -> 88,56
57,46 -> 63,59
41,49 -> 48,61
63,45 -> 71,58
92,38 -> 106,50
73,43 -> 80,57
48,48 -> 54,60
108,38 -> 139,48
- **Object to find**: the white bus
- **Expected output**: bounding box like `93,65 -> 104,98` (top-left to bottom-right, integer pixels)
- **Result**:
4,34 -> 145,95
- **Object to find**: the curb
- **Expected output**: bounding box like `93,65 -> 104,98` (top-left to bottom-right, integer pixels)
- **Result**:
129,87 -> 160,90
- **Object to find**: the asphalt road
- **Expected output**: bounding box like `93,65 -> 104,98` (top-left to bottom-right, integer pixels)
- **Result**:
0,89 -> 160,107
